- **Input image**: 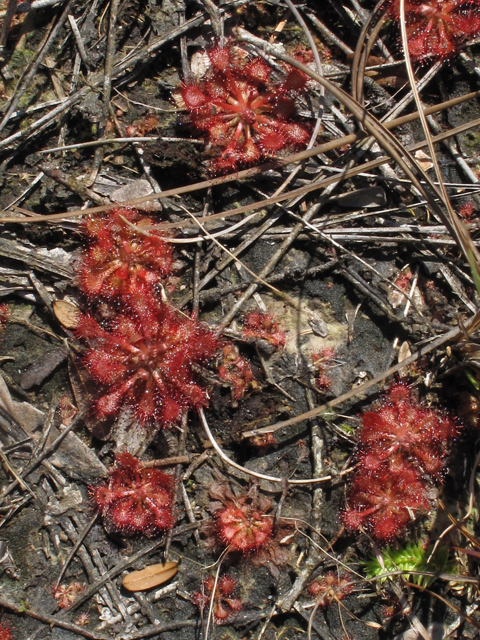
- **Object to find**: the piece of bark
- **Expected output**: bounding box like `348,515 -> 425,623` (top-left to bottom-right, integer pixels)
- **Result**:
20,347 -> 68,389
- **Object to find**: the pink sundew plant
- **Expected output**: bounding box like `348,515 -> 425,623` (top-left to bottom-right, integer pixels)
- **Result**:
178,43 -> 311,173
388,0 -> 480,61
77,302 -> 219,427
79,208 -> 173,302
193,575 -> 243,622
343,384 -> 458,541
92,453 -> 175,536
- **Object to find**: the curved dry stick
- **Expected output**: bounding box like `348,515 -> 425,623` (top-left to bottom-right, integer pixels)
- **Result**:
198,407 -> 334,486
351,0 -> 388,105
399,0 -> 480,293
3,109 -> 480,232
155,212 -> 260,244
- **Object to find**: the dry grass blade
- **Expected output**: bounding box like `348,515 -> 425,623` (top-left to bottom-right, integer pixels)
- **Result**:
1,89 -> 480,224
199,408 -> 333,486
267,51 -> 468,250
351,0 -> 389,105
399,0 -> 480,296
405,583 -> 480,630
438,500 -> 480,549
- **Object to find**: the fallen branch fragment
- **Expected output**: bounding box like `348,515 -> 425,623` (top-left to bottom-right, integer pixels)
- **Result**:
0,595 -> 110,640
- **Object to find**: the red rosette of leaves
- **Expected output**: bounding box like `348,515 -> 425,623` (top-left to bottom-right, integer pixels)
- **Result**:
178,43 -> 311,173
218,342 -> 257,401
388,0 -> 480,61
356,384 -> 456,478
343,383 -> 458,541
79,207 -> 173,301
311,348 -> 336,391
208,483 -> 292,576
77,302 -> 220,427
52,582 -> 85,609
92,453 -> 174,536
343,460 -> 431,541
216,502 -> 273,552
212,484 -> 273,553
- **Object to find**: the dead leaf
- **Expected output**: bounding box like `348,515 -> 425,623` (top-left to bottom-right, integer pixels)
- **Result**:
398,341 -> 412,364
398,341 -> 412,379
110,179 -> 154,204
53,300 -> 80,329
414,150 -> 433,171
0,372 -> 44,436
122,562 -> 178,592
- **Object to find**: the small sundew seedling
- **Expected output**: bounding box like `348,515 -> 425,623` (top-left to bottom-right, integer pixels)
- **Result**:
0,624 -> 12,640
311,348 -> 336,391
217,502 -> 273,552
242,311 -> 286,349
52,582 -> 85,609
307,572 -> 354,607
193,575 -> 243,622
218,343 -> 257,401
209,483 -> 274,553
